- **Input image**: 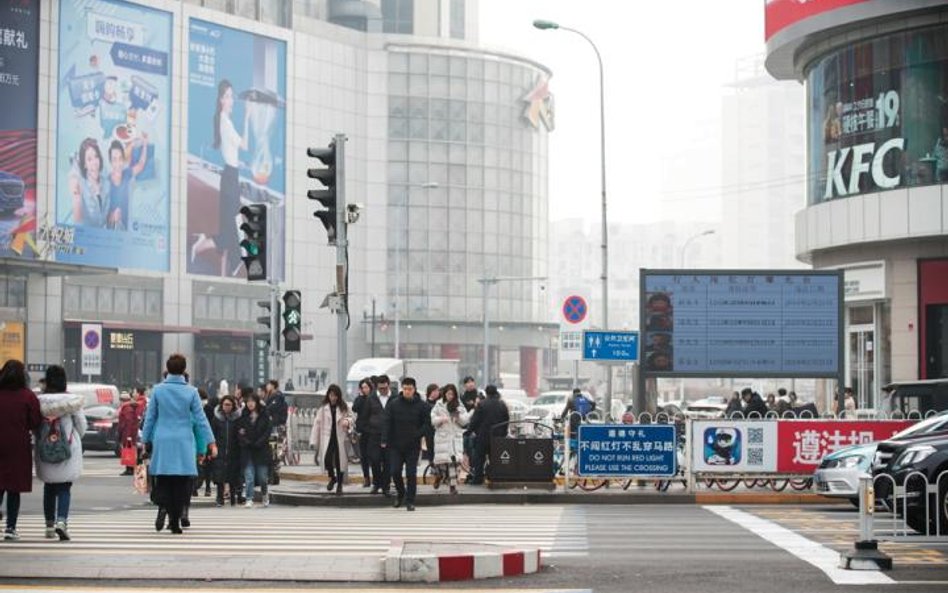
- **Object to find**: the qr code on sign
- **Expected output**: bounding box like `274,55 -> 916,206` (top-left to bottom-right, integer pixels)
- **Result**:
748,427 -> 764,445
748,447 -> 763,466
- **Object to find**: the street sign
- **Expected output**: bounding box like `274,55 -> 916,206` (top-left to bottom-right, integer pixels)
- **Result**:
81,323 -> 102,377
577,424 -> 676,477
582,330 -> 639,362
561,295 -> 588,324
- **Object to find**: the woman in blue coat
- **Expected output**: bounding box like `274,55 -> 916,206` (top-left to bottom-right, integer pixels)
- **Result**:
141,355 -> 216,534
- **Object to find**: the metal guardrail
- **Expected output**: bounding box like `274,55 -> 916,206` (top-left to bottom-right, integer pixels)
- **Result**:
858,472 -> 948,542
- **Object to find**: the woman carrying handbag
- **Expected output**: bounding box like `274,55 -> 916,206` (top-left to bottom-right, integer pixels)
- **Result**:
309,384 -> 353,496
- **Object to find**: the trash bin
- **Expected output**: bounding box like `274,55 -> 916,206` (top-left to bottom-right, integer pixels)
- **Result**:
489,437 -> 554,484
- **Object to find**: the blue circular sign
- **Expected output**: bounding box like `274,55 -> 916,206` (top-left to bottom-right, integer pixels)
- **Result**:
562,295 -> 588,324
83,329 -> 100,350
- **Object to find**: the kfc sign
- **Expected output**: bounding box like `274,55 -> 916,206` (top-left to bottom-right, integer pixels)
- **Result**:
823,138 -> 904,199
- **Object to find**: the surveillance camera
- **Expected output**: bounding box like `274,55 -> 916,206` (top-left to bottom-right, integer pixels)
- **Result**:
539,283 -> 546,291
346,203 -> 363,224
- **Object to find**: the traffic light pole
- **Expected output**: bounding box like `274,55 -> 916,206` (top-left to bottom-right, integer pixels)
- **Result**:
269,280 -> 280,381
334,133 -> 348,390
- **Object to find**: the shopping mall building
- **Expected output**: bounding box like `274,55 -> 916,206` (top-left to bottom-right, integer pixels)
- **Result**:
765,0 -> 948,407
0,0 -> 557,393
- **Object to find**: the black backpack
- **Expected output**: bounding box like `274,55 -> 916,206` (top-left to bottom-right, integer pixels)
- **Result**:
38,417 -> 72,464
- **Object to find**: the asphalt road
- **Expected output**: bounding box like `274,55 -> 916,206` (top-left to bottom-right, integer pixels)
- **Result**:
3,456 -> 947,593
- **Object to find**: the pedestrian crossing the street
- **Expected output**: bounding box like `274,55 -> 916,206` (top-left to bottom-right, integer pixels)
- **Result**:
0,504 -> 589,560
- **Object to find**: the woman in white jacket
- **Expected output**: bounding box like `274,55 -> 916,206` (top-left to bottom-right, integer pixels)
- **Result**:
309,384 -> 353,495
430,383 -> 469,494
34,366 -> 86,541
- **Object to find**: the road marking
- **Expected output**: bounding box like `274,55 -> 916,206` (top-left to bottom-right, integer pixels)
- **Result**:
704,505 -> 894,586
0,588 -> 589,593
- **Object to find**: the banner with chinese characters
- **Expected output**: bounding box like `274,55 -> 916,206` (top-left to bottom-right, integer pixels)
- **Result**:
54,0 -> 172,270
775,420 -> 913,474
692,419 -> 915,474
0,0 -> 39,259
186,18 -> 286,280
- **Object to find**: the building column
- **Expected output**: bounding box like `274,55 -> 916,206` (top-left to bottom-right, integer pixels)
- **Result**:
520,346 -> 539,397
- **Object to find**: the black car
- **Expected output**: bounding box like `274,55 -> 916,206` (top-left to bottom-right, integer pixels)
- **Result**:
82,405 -> 120,455
873,432 -> 948,534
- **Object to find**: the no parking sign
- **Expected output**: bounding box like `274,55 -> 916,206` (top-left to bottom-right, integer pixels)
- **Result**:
562,295 -> 588,324
559,293 -> 590,361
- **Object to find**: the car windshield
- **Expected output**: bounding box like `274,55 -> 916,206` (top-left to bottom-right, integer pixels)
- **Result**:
534,394 -> 566,406
893,412 -> 948,439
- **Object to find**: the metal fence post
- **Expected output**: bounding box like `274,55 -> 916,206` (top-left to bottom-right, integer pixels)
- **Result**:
839,474 -> 892,570
685,418 -> 694,495
563,421 -> 570,494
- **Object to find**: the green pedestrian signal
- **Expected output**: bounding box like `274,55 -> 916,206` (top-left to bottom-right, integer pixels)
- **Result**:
282,290 -> 302,352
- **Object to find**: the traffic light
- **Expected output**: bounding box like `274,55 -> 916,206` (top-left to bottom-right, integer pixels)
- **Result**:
239,204 -> 267,281
307,142 -> 339,245
282,290 -> 302,352
256,299 -> 281,350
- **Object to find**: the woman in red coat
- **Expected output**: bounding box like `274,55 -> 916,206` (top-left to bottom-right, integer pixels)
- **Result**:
0,359 -> 42,540
117,393 -> 141,475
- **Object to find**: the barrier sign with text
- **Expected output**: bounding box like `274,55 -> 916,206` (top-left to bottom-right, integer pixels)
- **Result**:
691,419 -> 914,474
582,330 -> 639,362
577,424 -> 676,477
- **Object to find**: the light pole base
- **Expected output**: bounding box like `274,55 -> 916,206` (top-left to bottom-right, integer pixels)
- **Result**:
838,540 -> 893,571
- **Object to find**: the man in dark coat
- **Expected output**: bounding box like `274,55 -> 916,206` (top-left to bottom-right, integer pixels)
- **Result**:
0,360 -> 41,540
264,380 -> 288,428
381,377 -> 431,511
352,377 -> 375,488
725,391 -> 743,418
366,375 -> 395,495
741,388 -> 769,418
468,385 -> 509,485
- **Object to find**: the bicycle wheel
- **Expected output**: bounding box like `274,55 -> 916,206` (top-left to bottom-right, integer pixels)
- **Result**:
655,479 -> 671,492
743,478 -> 759,489
789,478 -> 812,491
770,479 -> 789,492
716,478 -> 739,491
422,464 -> 436,487
621,479 -> 635,490
577,477 -> 608,492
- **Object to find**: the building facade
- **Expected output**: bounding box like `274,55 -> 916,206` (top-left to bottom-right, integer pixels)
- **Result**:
765,0 -> 948,408
0,0 -> 556,395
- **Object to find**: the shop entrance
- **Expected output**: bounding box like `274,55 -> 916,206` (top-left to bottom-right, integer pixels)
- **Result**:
925,304 -> 948,379
846,305 -> 877,409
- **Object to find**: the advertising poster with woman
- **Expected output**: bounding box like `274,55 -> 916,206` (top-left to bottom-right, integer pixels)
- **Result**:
186,18 -> 286,280
54,0 -> 171,271
0,0 -> 39,259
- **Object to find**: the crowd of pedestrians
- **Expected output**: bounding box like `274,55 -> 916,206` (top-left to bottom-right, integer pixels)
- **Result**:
724,387 -> 821,418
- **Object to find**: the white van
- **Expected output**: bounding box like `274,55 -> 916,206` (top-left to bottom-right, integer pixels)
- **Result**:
68,383 -> 121,409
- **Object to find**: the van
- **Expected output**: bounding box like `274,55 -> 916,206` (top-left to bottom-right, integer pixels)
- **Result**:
68,383 -> 121,409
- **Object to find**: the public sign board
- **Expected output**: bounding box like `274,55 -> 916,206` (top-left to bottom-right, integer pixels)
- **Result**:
640,270 -> 843,378
559,291 -> 590,362
577,424 -> 676,478
80,323 -> 102,376
582,330 -> 639,362
562,295 -> 588,324
690,419 -> 914,474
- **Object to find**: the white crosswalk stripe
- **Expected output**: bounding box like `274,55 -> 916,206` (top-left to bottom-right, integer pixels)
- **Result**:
0,504 -> 589,559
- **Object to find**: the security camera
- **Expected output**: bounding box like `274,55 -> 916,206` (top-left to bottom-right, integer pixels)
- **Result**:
346,203 -> 363,224
539,283 -> 546,291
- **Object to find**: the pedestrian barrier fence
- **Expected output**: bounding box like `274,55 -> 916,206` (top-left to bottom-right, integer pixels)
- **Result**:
856,472 -> 948,542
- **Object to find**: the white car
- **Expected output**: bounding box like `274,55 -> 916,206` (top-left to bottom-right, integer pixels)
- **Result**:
524,390 -> 571,429
684,396 -> 728,419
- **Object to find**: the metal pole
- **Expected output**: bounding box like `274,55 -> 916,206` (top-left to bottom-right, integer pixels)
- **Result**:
269,281 -> 279,381
370,297 -> 376,358
394,198 -> 401,360
482,279 -> 490,385
335,133 -> 348,387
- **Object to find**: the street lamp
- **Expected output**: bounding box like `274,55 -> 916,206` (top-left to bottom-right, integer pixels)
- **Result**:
534,19 -> 612,415
394,181 -> 438,358
679,229 -> 716,268
477,275 -> 547,386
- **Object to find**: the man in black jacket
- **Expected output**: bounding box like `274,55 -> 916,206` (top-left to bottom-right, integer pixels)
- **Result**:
381,377 -> 431,511
264,380 -> 288,428
468,385 -> 509,485
741,388 -> 769,418
351,377 -> 375,487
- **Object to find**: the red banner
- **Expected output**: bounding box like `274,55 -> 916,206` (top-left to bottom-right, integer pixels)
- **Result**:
776,420 -> 913,473
765,0 -> 869,40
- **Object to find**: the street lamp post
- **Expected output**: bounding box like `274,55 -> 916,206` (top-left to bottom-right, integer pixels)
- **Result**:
394,181 -> 438,359
679,229 -> 716,268
477,275 -> 547,386
534,19 -> 612,416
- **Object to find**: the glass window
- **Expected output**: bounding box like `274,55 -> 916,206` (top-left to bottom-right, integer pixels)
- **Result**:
409,141 -> 428,162
449,252 -> 465,273
484,124 -> 498,146
259,0 -> 289,27
382,0 -> 414,34
389,74 -> 408,95
431,75 -> 449,97
450,0 -> 466,39
484,166 -> 498,189
429,163 -> 448,186
389,140 -> 408,160
222,296 -> 236,320
449,120 -> 466,142
468,58 -> 484,79
430,98 -> 448,120
431,251 -> 447,273
408,117 -> 428,139
429,206 -> 448,230
408,96 -> 428,119
98,286 -> 113,313
113,288 -> 128,314
389,116 -> 408,139
389,52 -> 409,73
430,142 -> 448,163
430,55 -> 449,75
236,297 -> 250,322
129,289 -> 145,315
408,74 -> 428,95
194,294 -> 208,320
389,96 -> 407,118
449,187 -> 466,209
431,119 -> 448,141
449,205 -> 466,229
63,284 -> 80,311
450,77 -> 466,99
146,290 -> 161,317
409,162 -> 429,185
235,0 -> 256,20
485,60 -> 499,81
429,185 -> 447,207
449,164 -> 466,185
449,143 -> 466,164
81,285 -> 97,312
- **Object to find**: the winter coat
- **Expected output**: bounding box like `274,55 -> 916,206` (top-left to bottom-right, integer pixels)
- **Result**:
460,388 -> 480,412
352,393 -> 369,433
266,391 -> 288,427
141,375 -> 215,477
210,406 -> 242,484
357,393 -> 386,435
0,386 -> 41,492
382,394 -> 432,453
431,400 -> 469,465
725,397 -> 743,418
117,401 -> 141,445
309,403 -> 353,474
34,393 -> 87,484
743,393 -> 769,418
235,408 -> 272,467
469,396 -> 510,445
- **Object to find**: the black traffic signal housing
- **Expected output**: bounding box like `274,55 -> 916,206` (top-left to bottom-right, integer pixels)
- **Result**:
282,290 -> 302,352
307,142 -> 338,244
239,204 -> 267,281
256,299 -> 281,350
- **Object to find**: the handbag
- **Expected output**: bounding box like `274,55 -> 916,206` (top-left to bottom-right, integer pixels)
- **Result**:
120,444 -> 137,467
133,457 -> 150,495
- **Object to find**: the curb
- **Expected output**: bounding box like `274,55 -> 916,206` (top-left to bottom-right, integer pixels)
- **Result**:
387,541 -> 541,582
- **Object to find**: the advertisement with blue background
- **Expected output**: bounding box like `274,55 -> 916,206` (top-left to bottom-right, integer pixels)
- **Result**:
186,18 -> 286,280
55,0 -> 171,271
0,0 -> 39,259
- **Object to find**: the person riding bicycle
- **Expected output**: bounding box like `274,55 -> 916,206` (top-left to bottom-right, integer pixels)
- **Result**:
560,388 -> 596,436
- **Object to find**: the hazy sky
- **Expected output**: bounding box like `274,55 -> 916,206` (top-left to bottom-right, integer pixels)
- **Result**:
479,0 -> 768,225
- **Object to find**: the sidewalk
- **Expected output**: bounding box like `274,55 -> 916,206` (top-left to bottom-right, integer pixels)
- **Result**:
274,463 -> 841,507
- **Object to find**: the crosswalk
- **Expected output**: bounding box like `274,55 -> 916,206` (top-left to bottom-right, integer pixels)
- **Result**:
0,504 -> 589,559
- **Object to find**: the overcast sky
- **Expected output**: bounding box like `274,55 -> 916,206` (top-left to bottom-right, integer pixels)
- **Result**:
479,0 -> 768,226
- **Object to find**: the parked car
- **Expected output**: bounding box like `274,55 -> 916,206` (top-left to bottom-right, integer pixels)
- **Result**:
684,396 -> 728,419
817,411 -> 948,506
872,432 -> 948,534
524,390 -> 572,429
0,170 -> 25,214
82,404 -> 120,454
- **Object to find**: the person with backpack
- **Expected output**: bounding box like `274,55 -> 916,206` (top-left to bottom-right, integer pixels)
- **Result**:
34,366 -> 86,541
560,388 -> 596,436
0,360 -> 42,541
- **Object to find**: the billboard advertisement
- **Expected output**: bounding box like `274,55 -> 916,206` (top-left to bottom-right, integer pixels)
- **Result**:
54,0 -> 171,271
640,270 -> 843,378
0,0 -> 39,259
808,24 -> 948,204
764,0 -> 868,41
0,321 -> 25,363
186,18 -> 286,280
692,419 -> 914,474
